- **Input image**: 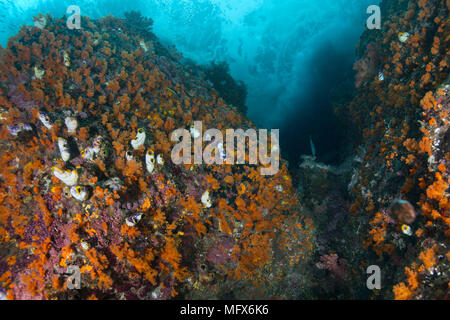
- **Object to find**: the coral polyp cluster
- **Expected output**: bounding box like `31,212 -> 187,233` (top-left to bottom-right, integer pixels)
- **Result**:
0,14 -> 312,299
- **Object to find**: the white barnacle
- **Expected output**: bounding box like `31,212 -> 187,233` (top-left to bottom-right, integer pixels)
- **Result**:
131,128 -> 146,150
52,167 -> 78,186
58,137 -> 71,161
65,117 -> 78,134
145,149 -> 155,173
38,111 -> 52,129
201,190 -> 212,208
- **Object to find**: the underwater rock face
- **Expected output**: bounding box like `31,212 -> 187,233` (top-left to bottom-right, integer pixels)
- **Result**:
0,13 -> 313,300
287,0 -> 449,301
336,0 -> 449,300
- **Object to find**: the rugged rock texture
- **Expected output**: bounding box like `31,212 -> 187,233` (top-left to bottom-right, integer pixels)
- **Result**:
0,13 -> 313,299
298,0 -> 449,299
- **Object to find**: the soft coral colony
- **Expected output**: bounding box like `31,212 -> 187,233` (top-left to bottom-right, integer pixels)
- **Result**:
0,13 -> 313,299
341,0 -> 449,299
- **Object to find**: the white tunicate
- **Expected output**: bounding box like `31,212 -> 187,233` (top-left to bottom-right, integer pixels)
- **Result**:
34,16 -> 47,29
146,150 -> 155,173
131,129 -> 146,150
126,213 -> 142,227
58,138 -> 71,161
65,117 -> 78,134
139,40 -> 148,52
398,32 -> 410,43
52,167 -> 78,186
201,190 -> 212,208
125,151 -> 135,161
92,136 -> 103,153
0,288 -> 7,300
38,111 -> 52,129
81,147 -> 95,160
156,154 -> 164,165
70,185 -> 88,201
63,51 -> 70,67
34,66 -> 45,79
401,224 -> 413,236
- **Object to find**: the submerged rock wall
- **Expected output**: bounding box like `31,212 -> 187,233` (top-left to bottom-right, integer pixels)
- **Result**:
0,13 -> 314,299
330,0 -> 449,299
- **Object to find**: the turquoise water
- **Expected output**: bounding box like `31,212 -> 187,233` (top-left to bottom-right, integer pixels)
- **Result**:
0,0 -> 379,127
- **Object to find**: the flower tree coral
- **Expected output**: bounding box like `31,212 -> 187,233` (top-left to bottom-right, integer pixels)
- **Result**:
0,13 -> 313,299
